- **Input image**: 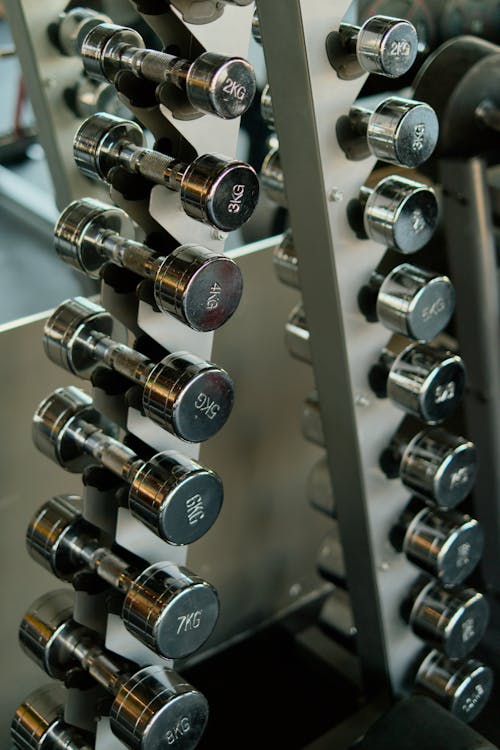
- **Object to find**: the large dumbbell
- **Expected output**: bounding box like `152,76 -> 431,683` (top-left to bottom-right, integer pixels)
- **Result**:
27,495 -> 219,659
326,15 -> 418,79
19,590 -> 209,750
54,199 -> 243,331
12,684 -> 93,750
368,340 -> 466,424
33,386 -> 223,545
338,96 -> 439,167
80,23 -> 256,120
74,113 -> 259,232
416,650 -> 493,723
382,424 -> 478,508
44,297 -> 234,442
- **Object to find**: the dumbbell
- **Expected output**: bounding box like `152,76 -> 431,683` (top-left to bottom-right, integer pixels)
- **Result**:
54,199 -> 243,332
338,96 -> 439,167
33,386 -> 222,545
27,495 -> 219,659
392,499 -> 484,586
381,426 -> 478,508
260,84 -> 274,130
80,23 -> 256,120
65,76 -> 131,120
73,113 -> 259,232
416,650 -> 493,723
326,15 -> 418,79
49,7 -> 110,57
12,684 -> 93,750
44,297 -> 234,442
318,528 -> 489,659
403,578 -> 489,659
368,341 -> 466,424
20,590 -> 209,750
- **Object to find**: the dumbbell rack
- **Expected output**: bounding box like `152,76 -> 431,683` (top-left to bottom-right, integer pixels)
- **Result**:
256,0 -> 478,699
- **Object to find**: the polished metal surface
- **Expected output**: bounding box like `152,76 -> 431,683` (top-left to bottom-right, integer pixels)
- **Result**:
260,146 -> 286,207
57,8 -> 111,57
416,650 -> 494,723
73,114 -> 259,231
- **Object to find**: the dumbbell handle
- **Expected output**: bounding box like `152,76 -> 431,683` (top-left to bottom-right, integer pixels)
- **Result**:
91,228 -> 162,279
115,140 -> 184,192
78,329 -> 154,386
63,528 -> 137,595
65,415 -> 142,483
106,44 -> 192,87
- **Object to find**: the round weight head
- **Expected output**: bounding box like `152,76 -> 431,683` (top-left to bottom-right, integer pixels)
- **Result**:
357,16 -> 418,78
129,451 -> 223,545
74,113 -> 144,181
32,386 -> 115,472
19,589 -> 76,679
181,153 -> 260,231
11,684 -> 68,750
26,495 -> 86,579
43,296 -> 113,377
80,23 -> 144,82
143,353 -> 234,442
445,591 -> 490,659
57,8 -> 111,57
154,244 -> 243,331
437,516 -> 484,586
368,98 -> 439,167
54,198 -> 135,278
111,665 -> 209,750
432,438 -> 479,508
186,52 -> 256,119
418,352 -> 466,424
123,562 -> 219,659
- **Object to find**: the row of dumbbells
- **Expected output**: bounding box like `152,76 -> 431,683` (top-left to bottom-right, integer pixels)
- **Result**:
14,7 -> 261,750
258,10 -> 492,723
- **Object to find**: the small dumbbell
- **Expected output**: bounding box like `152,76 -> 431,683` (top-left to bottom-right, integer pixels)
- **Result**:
54,199 -> 243,331
65,76 -> 131,120
326,15 -> 418,79
358,175 -> 439,254
80,23 -> 256,120
358,263 -> 455,341
27,495 -> 219,659
369,341 -> 466,424
12,684 -> 93,750
44,297 -> 234,442
404,579 -> 489,658
20,590 -> 209,750
49,7 -> 110,57
416,650 -> 493,723
338,96 -> 439,167
381,426 -> 478,508
392,499 -> 484,586
33,386 -> 223,545
74,113 -> 259,232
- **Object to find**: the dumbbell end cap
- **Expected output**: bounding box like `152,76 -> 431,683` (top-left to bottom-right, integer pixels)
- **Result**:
432,441 -> 478,508
358,17 -> 418,78
443,592 -> 489,659
73,113 -> 143,180
171,366 -> 234,443
154,581 -> 219,659
418,355 -> 466,424
437,517 -> 484,585
187,53 -> 257,119
404,275 -> 455,341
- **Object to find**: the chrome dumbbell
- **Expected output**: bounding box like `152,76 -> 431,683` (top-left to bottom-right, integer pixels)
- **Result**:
80,23 -> 256,120
392,500 -> 484,586
44,297 -> 234,442
74,113 -> 259,232
27,496 -> 219,659
20,590 -> 209,750
33,387 -> 223,545
326,15 -> 418,79
358,175 -> 439,254
369,340 -> 466,424
12,684 -> 93,750
50,7 -> 110,56
65,76 -> 131,120
416,650 -> 493,723
380,426 -> 478,508
404,579 -> 489,659
54,199 -> 243,331
338,96 -> 439,167
358,263 -> 454,342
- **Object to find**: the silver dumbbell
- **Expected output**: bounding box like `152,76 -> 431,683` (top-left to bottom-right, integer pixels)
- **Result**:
359,264 -> 454,342
339,96 -> 439,167
54,199 -> 243,331
44,297 -> 234,442
12,684 -> 93,750
33,386 -> 223,545
66,76 -> 131,119
51,7 -> 110,57
369,340 -> 466,424
416,650 -> 493,723
359,175 -> 439,254
74,113 -> 259,232
327,15 -> 418,80
19,590 -> 209,750
27,496 -> 219,659
80,23 -> 256,120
